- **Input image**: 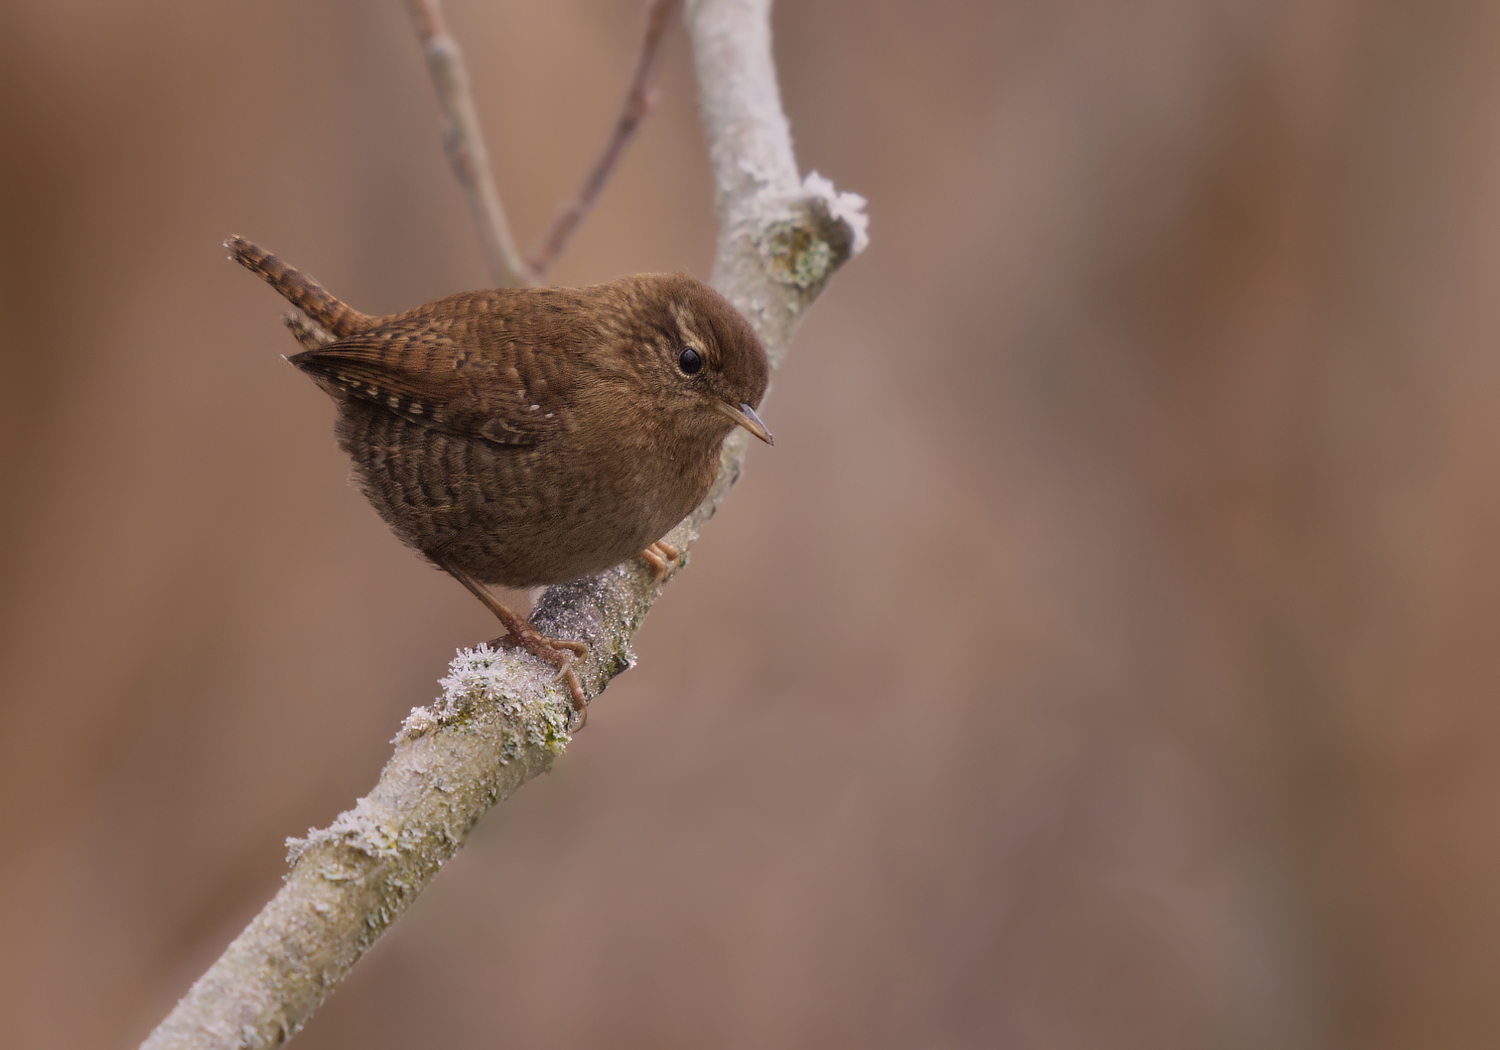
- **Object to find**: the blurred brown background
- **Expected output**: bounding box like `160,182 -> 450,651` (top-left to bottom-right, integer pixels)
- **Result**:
4,0 -> 1500,1047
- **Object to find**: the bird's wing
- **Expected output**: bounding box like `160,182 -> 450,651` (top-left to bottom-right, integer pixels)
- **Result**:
289,324 -> 569,447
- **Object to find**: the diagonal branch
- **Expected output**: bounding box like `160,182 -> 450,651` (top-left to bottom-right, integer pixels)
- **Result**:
527,0 -> 685,277
140,1 -> 867,1046
403,0 -> 536,287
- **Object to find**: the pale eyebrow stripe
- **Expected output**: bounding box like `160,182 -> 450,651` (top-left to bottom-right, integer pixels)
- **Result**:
669,301 -> 712,360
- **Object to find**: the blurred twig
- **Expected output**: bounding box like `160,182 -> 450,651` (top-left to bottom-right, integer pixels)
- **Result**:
527,0 -> 684,277
403,0 -> 536,287
140,1 -> 866,1046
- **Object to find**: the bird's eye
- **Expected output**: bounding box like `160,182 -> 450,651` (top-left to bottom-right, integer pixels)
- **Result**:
678,347 -> 703,375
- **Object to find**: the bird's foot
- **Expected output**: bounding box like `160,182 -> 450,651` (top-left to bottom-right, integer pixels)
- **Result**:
639,540 -> 682,584
488,626 -> 590,727
439,557 -> 591,728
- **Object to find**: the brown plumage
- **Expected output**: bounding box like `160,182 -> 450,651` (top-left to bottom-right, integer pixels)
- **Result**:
227,236 -> 772,722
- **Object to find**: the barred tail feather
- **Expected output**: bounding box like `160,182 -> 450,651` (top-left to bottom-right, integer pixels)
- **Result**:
224,235 -> 374,337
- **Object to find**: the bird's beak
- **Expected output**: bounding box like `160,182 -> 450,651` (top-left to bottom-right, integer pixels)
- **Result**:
716,400 -> 775,445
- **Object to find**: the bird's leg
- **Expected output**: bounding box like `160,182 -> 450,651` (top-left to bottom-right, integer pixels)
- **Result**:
437,559 -> 590,724
638,539 -> 681,584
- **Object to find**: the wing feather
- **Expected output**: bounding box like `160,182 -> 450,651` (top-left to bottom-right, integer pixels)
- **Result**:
290,323 -> 567,446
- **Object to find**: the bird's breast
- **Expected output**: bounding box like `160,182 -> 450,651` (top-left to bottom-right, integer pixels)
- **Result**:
334,398 -> 727,588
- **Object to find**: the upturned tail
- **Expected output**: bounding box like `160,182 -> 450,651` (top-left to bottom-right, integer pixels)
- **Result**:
225,235 -> 374,338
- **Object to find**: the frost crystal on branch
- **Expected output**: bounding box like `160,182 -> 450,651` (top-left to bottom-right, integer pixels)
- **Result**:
801,171 -> 870,256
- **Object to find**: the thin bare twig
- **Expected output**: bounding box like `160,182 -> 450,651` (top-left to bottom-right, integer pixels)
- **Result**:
404,0 -> 536,287
527,0 -> 684,277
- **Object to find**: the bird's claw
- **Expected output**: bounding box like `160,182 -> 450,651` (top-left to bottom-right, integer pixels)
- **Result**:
639,540 -> 682,584
487,629 -> 590,728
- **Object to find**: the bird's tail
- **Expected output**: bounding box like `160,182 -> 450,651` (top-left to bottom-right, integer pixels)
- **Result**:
224,235 -> 374,338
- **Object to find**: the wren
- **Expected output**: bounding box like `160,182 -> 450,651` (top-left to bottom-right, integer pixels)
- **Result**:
226,236 -> 772,722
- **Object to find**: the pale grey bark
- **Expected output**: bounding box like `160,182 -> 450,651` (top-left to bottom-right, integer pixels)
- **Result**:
141,1 -> 865,1046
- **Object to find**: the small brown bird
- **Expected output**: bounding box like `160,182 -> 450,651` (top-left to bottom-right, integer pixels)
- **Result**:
227,236 -> 772,721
